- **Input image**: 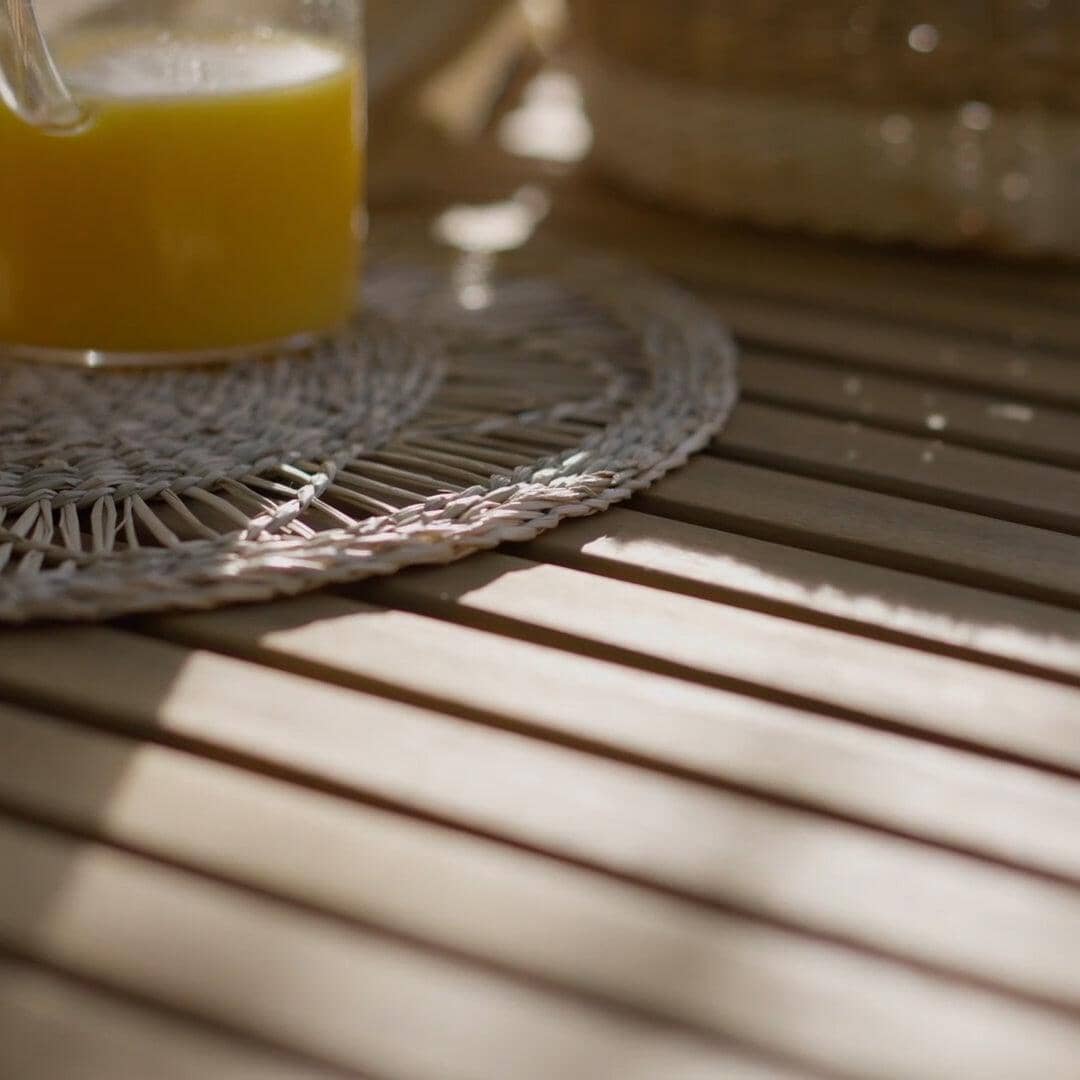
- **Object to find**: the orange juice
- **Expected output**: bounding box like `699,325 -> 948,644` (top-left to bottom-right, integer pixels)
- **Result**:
0,30 -> 363,354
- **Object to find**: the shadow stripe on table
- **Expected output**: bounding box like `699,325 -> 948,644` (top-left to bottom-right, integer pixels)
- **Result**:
111,618 -> 1080,889
0,756 -> 816,1080
0,815 -> 798,1080
157,577 -> 1080,786
6,615 -> 1080,894
0,711 -> 861,1080
739,350 -> 1080,471
10,622 -> 1080,1016
711,403 -> 1080,537
11,703 -> 1037,1080
4,703 -> 1080,1080
638,457 -> 1080,610
0,950 -> 357,1080
135,591 -> 1080,885
142,592 -> 1080,879
341,555 -> 1080,780
514,509 -> 1080,688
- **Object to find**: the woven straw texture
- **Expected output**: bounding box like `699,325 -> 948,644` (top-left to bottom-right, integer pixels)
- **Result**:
571,0 -> 1080,256
572,0 -> 1080,110
0,231 -> 738,624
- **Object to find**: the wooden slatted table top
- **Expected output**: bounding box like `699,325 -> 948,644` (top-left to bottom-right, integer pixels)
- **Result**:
4,99 -> 1080,1080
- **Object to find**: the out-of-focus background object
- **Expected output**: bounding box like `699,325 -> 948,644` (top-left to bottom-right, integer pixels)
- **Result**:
366,0 -> 507,101
570,0 -> 1080,257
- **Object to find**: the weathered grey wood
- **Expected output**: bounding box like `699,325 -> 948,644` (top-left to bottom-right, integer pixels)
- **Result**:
551,189 -> 1080,349
701,290 -> 1080,405
520,508 -> 1080,681
8,606 -> 1080,881
740,352 -> 1080,470
639,457 -> 1080,607
0,958 -> 342,1080
114,601 -> 1080,880
3,704 -> 1076,1080
353,554 -> 1080,775
0,816 -> 809,1080
715,403 -> 1080,535
3,625 -> 1079,1010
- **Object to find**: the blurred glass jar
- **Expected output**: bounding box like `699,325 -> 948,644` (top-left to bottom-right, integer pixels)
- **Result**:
0,0 -> 364,364
571,0 -> 1080,256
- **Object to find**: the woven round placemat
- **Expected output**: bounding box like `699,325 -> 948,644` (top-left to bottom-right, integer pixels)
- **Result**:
0,231 -> 738,624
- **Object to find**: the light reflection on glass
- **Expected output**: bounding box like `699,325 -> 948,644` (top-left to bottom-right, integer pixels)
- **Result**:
434,186 -> 551,253
498,71 -> 593,163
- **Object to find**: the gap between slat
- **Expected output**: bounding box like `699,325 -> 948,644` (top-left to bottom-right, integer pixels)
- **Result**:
739,350 -> 1080,471
0,800 -> 799,1079
549,193 -> 1080,350
0,711 -> 853,1080
335,578 -> 1080,784
7,702 -> 1080,1080
99,614 -> 1080,892
715,303 -> 1080,409
3,698 -> 1080,1045
711,403 -> 1080,538
637,458 -> 1080,611
0,945 -> 364,1080
513,509 -> 1080,690
4,622 -> 1080,1024
0,813 -> 834,1080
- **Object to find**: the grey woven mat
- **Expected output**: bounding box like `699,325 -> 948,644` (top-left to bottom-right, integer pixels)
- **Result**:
0,233 -> 738,623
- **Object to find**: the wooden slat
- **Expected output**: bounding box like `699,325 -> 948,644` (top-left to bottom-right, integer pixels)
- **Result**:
385,138 -> 1080,342
700,290 -> 1080,407
551,188 -> 1080,349
0,958 -> 342,1080
519,508 -> 1080,682
7,624 -> 1080,1010
8,55 -> 1078,1080
715,403 -> 1080,536
639,457 -> 1080,607
0,816 -> 788,1080
4,705 -> 1077,1080
136,601 -> 1077,882
351,554 -> 1080,776
741,351 -> 1080,470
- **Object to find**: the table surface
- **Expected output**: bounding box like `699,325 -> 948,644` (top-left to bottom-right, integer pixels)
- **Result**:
3,52 -> 1080,1080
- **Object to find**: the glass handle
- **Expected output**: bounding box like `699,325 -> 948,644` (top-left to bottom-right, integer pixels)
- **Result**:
0,0 -> 84,128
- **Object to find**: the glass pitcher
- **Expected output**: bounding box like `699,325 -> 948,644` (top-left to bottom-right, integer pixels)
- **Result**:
0,0 -> 365,365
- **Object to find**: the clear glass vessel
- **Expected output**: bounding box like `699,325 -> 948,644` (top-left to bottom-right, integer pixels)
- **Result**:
0,0 -> 365,365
